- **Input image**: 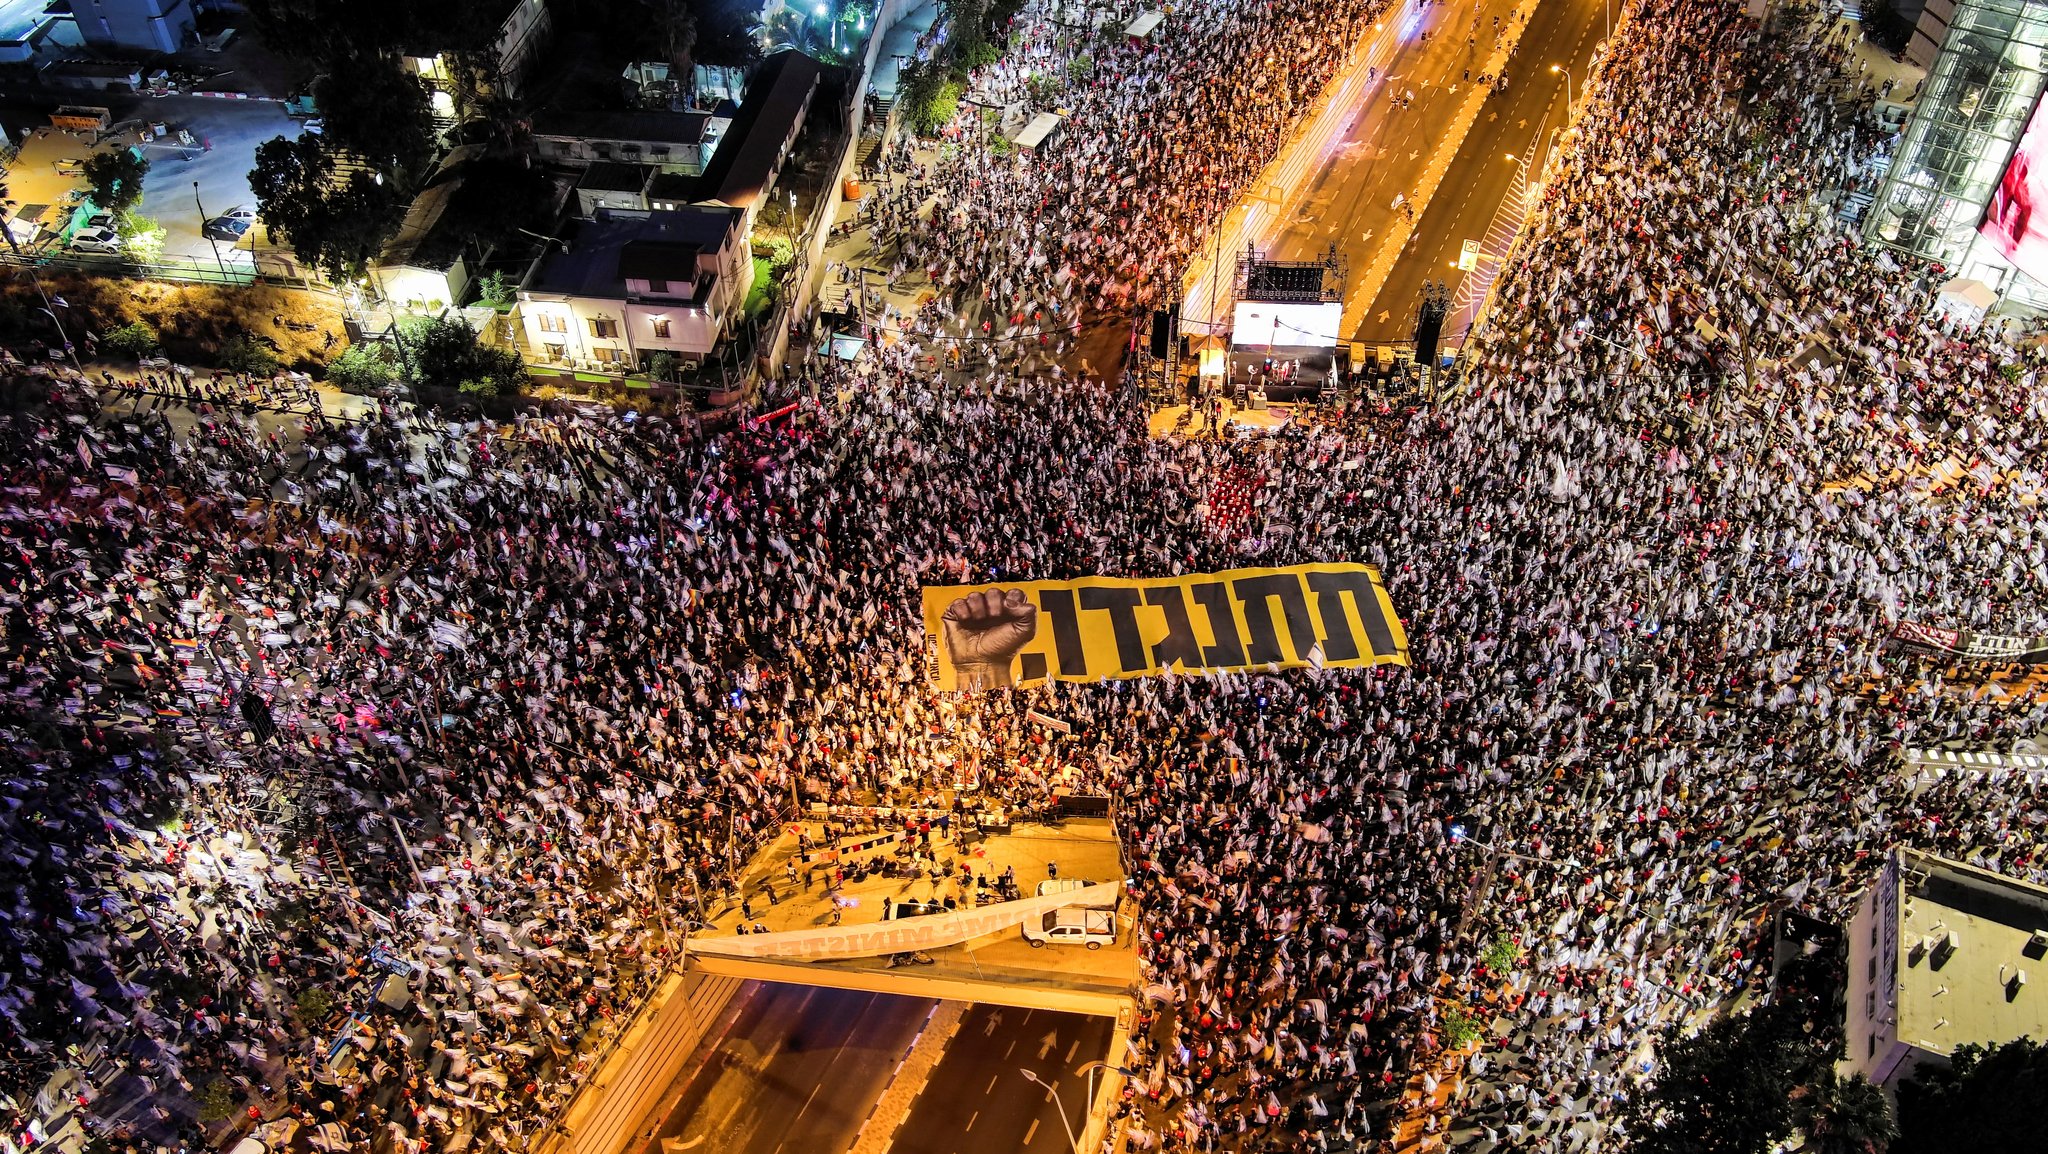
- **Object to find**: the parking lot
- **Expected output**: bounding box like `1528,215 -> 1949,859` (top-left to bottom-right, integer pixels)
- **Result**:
7,95 -> 306,275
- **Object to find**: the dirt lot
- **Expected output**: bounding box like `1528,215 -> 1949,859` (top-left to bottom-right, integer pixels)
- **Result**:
0,274 -> 346,371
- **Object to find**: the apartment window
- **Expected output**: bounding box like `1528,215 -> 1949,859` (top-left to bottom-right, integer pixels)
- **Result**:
593,346 -> 622,364
1866,990 -> 1877,1019
535,312 -> 566,334
651,146 -> 670,159
588,318 -> 619,339
651,318 -> 672,338
1868,1034 -> 1877,1058
543,343 -> 565,362
646,279 -> 669,295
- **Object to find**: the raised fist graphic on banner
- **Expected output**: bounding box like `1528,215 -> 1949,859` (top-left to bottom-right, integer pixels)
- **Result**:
940,588 -> 1038,691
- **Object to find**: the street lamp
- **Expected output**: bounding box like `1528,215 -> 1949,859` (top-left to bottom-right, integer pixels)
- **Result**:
1550,64 -> 1574,112
0,205 -> 86,377
1074,1060 -> 1139,1118
1018,1068 -> 1081,1154
192,181 -> 229,280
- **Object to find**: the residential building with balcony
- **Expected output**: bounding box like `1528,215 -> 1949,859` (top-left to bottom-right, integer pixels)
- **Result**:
515,206 -> 749,373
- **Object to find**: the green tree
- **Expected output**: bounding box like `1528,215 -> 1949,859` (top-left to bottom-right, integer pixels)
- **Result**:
1794,1067 -> 1895,1154
102,321 -> 159,359
644,0 -> 698,73
897,59 -> 950,137
939,0 -> 992,66
1620,1007 -> 1806,1154
325,341 -> 400,394
314,60 -> 438,180
251,135 -> 406,284
217,334 -> 281,376
117,215 -> 167,264
442,157 -> 554,251
474,270 -> 515,311
195,1079 -> 239,1124
81,149 -> 148,215
1895,1037 -> 2048,1154
291,986 -> 335,1027
397,315 -> 524,394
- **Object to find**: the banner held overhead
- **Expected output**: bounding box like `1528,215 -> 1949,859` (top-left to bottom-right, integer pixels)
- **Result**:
686,882 -> 1126,960
920,562 -> 1407,692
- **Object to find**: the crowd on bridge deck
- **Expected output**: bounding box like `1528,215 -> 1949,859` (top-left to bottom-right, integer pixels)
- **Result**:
6,0 -> 2048,1153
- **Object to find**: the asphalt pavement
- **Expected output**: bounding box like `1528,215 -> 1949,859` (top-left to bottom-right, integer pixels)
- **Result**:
1253,0 -> 1610,349
892,1003 -> 1115,1154
1355,0 -> 1613,347
641,983 -> 935,1154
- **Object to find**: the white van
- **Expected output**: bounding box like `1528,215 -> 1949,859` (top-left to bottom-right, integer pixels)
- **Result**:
1023,906 -> 1115,949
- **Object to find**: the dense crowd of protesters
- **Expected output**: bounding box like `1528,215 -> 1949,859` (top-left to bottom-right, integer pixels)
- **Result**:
5,0 -> 2048,1153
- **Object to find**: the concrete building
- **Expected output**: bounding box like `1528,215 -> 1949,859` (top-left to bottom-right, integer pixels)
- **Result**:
71,0 -> 191,54
403,0 -> 553,104
660,50 -> 823,238
374,148 -> 483,312
515,206 -> 750,372
530,109 -> 720,174
1864,0 -> 2048,290
537,51 -> 822,240
1842,848 -> 2048,1094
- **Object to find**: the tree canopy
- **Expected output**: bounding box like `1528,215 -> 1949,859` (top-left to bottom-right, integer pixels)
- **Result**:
1895,1037 -> 2048,1154
80,150 -> 148,216
1621,947 -> 1880,1154
312,61 -> 439,180
396,316 -> 524,396
249,135 -> 406,284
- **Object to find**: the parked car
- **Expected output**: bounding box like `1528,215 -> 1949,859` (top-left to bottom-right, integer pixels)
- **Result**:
203,214 -> 253,241
69,226 -> 122,254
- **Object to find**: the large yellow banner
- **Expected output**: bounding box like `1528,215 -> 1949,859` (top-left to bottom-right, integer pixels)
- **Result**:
920,563 -> 1407,691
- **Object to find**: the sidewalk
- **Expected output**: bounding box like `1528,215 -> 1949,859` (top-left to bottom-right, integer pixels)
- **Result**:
869,0 -> 941,100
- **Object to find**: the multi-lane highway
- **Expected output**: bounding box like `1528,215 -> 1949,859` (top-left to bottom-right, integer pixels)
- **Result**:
1254,0 -> 1614,349
637,983 -> 934,1154
634,985 -> 1115,1154
892,1004 -> 1117,1154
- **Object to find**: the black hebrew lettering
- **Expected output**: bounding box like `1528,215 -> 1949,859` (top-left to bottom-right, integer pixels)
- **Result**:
1079,586 -> 1150,673
1190,581 -> 1246,667
1038,587 -> 1088,677
1305,569 -> 1397,660
1144,584 -> 1204,670
1232,574 -> 1316,665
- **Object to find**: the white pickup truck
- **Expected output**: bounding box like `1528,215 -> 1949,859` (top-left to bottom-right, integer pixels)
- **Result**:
1023,906 -> 1116,949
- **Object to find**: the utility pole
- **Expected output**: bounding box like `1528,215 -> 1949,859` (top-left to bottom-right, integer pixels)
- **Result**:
192,181 -> 229,280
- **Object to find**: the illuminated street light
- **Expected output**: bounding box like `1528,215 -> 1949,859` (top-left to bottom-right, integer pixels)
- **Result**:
1550,64 -> 1574,111
1019,1068 -> 1082,1154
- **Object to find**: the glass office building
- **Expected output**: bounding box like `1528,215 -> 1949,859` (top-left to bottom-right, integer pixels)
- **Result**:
1864,0 -> 2048,294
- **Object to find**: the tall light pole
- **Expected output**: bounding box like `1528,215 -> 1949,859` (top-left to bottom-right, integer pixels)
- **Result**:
1550,64 -> 1575,114
192,181 -> 228,280
1448,823 -> 1579,947
1018,1068 -> 1081,1154
0,206 -> 86,376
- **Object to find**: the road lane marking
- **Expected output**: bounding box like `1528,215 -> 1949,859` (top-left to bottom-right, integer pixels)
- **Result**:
966,1110 -> 979,1132
1025,1119 -> 1041,1145
1066,1038 -> 1079,1062
1005,1040 -> 1016,1058
986,1075 -> 999,1095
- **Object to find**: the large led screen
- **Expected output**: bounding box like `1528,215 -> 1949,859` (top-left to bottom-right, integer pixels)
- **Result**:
1981,91 -> 2048,285
1231,300 -> 1344,347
